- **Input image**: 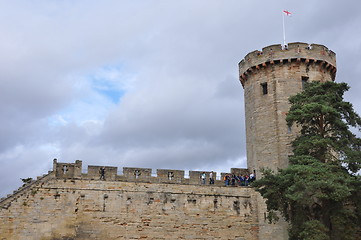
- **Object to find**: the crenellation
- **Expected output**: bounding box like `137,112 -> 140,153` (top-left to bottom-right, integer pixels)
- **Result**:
245,50 -> 261,61
156,169 -> 185,183
54,159 -> 82,179
86,165 -> 118,181
231,168 -> 250,177
239,42 -> 336,87
123,167 -> 152,180
261,44 -> 282,54
49,161 -> 249,187
310,43 -> 327,51
188,171 -> 208,185
287,42 -> 309,50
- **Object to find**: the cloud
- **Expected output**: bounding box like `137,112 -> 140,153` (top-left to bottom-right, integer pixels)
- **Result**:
1,0 -> 361,197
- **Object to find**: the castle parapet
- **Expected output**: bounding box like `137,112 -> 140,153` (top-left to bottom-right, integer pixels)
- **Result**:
239,42 -> 337,87
88,165 -> 118,181
53,160 -> 249,186
54,159 -> 82,178
156,169 -> 185,183
189,171 -> 216,185
123,167 -> 152,180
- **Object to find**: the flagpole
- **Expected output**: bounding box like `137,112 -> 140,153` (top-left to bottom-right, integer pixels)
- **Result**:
282,11 -> 286,48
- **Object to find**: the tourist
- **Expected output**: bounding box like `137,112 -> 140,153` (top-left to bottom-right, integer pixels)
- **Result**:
99,167 -> 105,180
231,174 -> 236,186
224,174 -> 230,186
209,171 -> 214,184
245,175 -> 249,186
239,175 -> 245,186
249,173 -> 256,183
201,172 -> 206,184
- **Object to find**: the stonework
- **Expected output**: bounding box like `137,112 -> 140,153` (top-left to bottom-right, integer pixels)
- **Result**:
239,42 -> 336,175
0,160 -> 284,240
0,42 -> 336,240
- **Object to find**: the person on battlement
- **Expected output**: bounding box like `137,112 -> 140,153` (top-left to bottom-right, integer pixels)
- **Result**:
99,167 -> 105,180
209,171 -> 214,184
200,172 -> 206,184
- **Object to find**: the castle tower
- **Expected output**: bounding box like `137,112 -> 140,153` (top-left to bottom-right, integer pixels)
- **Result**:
239,42 -> 336,175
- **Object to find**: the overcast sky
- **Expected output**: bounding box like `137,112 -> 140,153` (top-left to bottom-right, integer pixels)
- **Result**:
1,0 -> 361,197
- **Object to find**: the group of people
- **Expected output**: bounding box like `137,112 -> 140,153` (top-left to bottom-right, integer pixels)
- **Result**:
224,173 -> 255,186
200,172 -> 256,186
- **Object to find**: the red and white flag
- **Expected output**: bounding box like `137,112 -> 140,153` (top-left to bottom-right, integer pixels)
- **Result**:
282,10 -> 292,48
283,10 -> 292,16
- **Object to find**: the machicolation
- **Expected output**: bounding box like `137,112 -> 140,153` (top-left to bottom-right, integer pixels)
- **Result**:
239,42 -> 336,87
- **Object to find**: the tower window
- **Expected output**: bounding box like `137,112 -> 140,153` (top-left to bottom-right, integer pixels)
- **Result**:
261,82 -> 268,95
302,76 -> 309,90
287,125 -> 292,134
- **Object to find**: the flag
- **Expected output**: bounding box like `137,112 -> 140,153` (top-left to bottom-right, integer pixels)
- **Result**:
283,10 -> 292,16
282,10 -> 292,48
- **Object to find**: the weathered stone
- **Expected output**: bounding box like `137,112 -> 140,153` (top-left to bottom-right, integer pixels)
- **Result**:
240,42 -> 336,176
239,42 -> 336,239
0,160 -> 280,240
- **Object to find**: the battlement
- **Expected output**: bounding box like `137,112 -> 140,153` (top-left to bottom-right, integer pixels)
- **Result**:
239,42 -> 337,87
53,159 -> 250,186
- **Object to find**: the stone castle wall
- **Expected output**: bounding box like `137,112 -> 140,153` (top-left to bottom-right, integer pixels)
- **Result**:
0,160 -> 285,240
239,42 -> 336,174
52,159 -> 249,186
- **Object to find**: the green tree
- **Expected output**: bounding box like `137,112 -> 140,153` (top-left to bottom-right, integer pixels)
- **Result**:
253,81 -> 361,240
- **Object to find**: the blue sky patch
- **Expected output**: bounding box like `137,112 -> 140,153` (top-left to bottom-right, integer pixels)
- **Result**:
96,88 -> 125,104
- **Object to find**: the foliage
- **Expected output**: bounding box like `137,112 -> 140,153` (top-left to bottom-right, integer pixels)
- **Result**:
286,81 -> 361,172
253,81 -> 361,240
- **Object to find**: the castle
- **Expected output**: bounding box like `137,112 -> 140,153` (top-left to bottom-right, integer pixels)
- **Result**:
0,42 -> 336,240
240,42 -> 336,175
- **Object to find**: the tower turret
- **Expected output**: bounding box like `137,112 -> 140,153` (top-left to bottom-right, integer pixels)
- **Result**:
239,42 -> 336,176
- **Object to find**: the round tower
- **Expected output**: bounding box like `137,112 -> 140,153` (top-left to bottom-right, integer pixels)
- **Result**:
239,42 -> 336,176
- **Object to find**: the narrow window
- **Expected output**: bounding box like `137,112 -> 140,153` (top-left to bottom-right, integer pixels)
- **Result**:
302,76 -> 309,90
134,170 -> 141,179
287,125 -> 292,134
62,165 -> 68,174
261,82 -> 268,95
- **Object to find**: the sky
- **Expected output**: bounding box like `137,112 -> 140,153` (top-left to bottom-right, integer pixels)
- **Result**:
1,0 -> 361,197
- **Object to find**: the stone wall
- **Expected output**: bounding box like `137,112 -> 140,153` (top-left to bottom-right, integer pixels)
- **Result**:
0,160 -> 286,240
51,160 -> 247,186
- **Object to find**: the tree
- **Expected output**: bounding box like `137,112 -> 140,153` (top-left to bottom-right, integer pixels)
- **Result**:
253,81 -> 361,240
